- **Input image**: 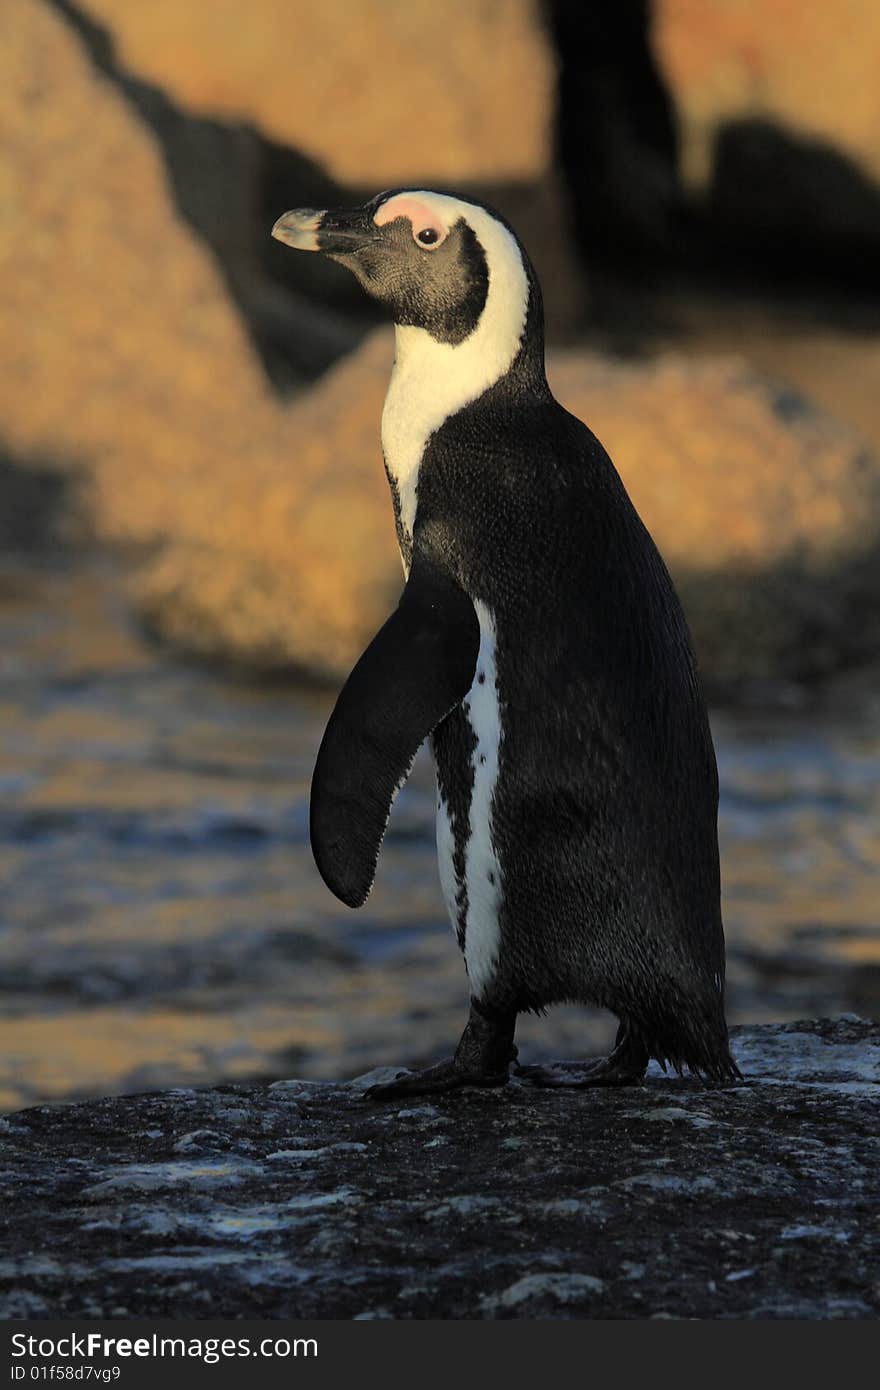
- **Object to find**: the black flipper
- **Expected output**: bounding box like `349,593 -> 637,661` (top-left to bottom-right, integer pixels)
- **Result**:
310,552 -> 480,908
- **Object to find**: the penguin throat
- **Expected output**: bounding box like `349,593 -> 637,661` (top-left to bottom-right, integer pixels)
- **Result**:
381,211 -> 533,567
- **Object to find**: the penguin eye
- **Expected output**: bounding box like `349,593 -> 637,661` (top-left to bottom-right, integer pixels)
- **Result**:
414,225 -> 444,250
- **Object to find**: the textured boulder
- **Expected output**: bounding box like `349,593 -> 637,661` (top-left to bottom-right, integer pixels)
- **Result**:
0,0 -> 282,478
552,351 -> 880,691
4,1 -> 880,693
78,0 -> 555,186
133,337 -> 398,679
0,1020 -> 877,1319
655,0 -> 880,272
0,0 -> 567,685
139,331 -> 880,693
655,0 -> 880,193
58,0 -> 581,337
0,0 -> 397,676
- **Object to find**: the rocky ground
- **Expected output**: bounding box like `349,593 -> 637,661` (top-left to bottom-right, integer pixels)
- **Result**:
1,1019 -> 877,1320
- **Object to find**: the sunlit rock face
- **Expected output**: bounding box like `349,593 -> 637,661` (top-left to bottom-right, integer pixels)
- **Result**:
654,0 -> 880,276
655,0 -> 880,193
0,1020 -> 877,1319
34,0 -> 582,335
78,0 -> 555,185
4,0 -> 880,694
137,331 -> 880,694
0,0 -> 396,677
548,350 -> 880,693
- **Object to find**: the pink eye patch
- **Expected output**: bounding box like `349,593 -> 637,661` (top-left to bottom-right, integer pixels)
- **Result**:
374,195 -> 447,245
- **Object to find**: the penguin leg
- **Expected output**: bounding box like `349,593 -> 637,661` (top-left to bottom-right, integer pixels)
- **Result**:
516,1018 -> 649,1089
363,1001 -> 517,1100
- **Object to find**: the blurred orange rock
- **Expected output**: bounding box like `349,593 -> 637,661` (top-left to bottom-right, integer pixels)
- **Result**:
552,351 -> 880,689
79,0 -> 555,186
3,0 -> 879,693
0,0 -> 396,677
140,329 -> 880,692
655,0 -> 880,190
53,0 -> 584,341
136,335 -> 398,679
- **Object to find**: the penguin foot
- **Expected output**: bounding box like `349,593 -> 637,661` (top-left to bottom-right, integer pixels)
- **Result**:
364,1059 -> 510,1100
516,1021 -> 649,1089
364,999 -> 517,1101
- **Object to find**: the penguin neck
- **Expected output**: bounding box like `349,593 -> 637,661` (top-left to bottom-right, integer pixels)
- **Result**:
386,241 -> 548,422
389,285 -> 548,403
381,227 -> 549,560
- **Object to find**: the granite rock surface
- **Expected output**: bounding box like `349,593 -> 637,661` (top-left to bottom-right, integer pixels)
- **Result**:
1,1019 -> 877,1320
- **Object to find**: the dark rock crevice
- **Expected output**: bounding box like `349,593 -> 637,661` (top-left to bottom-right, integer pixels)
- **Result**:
705,118 -> 880,292
543,0 -> 682,272
0,446 -> 79,554
543,0 -> 880,311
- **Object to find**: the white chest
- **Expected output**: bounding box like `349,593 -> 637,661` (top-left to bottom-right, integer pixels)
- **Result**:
380,346 -> 438,552
380,214 -> 531,560
381,324 -> 496,556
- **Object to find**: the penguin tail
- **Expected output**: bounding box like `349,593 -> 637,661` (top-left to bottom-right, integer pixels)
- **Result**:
679,1048 -> 743,1087
655,1041 -> 743,1086
639,992 -> 743,1086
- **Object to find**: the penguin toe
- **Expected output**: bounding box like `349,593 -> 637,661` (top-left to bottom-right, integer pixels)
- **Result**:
363,1058 -> 509,1100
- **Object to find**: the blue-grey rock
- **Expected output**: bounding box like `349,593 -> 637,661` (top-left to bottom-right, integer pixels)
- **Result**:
0,1019 -> 877,1320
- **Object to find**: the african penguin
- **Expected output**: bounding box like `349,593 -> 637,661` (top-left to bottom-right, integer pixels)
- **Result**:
272,189 -> 741,1096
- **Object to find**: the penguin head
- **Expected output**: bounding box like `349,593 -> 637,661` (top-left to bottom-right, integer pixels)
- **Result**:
272,189 -> 538,351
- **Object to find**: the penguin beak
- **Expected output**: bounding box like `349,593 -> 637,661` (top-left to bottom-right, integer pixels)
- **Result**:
271,209 -> 325,252
271,206 -> 377,255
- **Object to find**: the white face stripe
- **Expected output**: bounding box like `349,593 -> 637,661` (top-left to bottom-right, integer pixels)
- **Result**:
380,191 -> 530,568
461,602 -> 503,998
